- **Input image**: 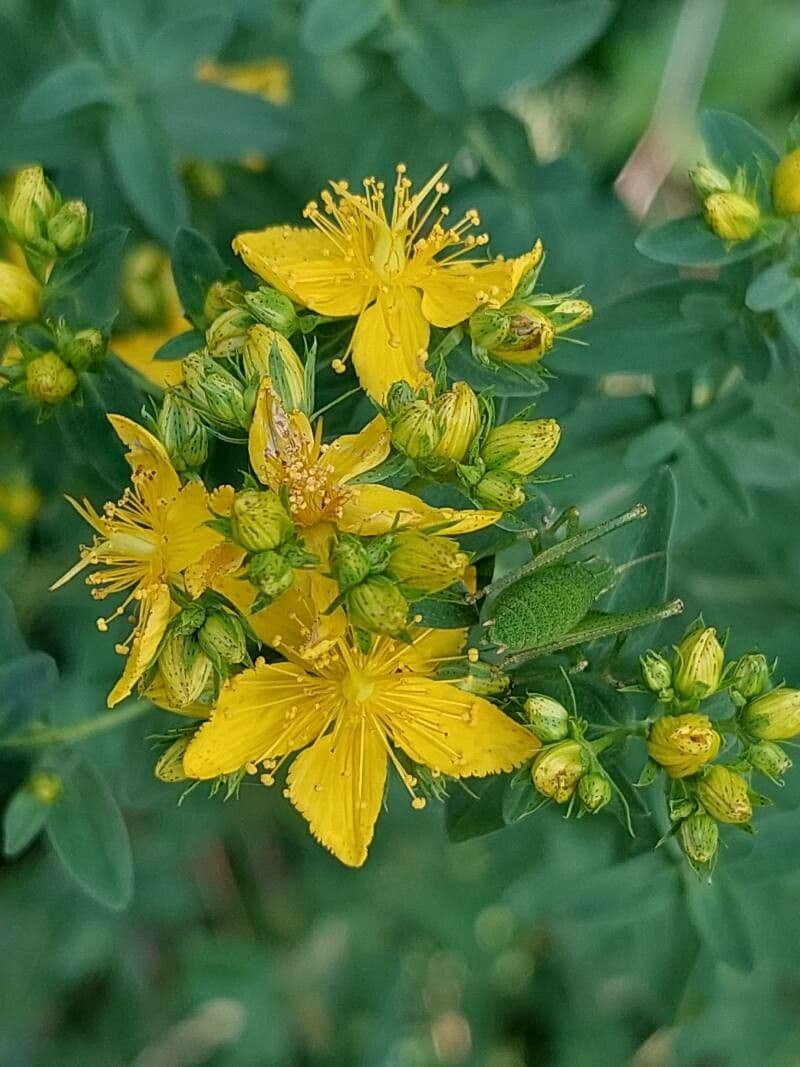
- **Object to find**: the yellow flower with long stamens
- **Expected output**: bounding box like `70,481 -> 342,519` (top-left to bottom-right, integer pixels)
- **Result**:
203,382 -> 500,660
182,625 -> 539,866
233,164 -> 542,402
52,416 -> 226,706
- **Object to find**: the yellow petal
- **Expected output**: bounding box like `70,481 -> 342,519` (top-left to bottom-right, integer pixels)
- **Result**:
233,226 -> 372,315
183,660 -> 329,779
164,482 -> 221,573
401,628 -> 468,673
350,288 -> 432,403
248,380 -> 314,487
143,673 -> 210,718
340,483 -> 499,537
324,414 -> 391,484
107,583 -> 172,708
286,715 -> 387,867
107,413 -> 180,499
380,680 -> 539,777
185,542 -> 245,599
113,322 -> 185,388
419,242 -> 544,328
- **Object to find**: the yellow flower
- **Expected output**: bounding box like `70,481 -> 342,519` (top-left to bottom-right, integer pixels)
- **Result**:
182,626 -> 538,866
647,713 -> 721,778
0,260 -> 41,322
51,417 -> 224,706
207,382 -> 500,660
233,164 -> 541,402
196,57 -> 291,107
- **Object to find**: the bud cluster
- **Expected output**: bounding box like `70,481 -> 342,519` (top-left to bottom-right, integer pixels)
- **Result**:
150,602 -> 249,707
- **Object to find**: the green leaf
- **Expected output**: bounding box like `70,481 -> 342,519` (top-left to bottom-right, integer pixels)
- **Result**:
445,775 -> 508,841
635,215 -> 776,266
45,758 -> 134,911
20,59 -> 114,122
699,108 -> 779,182
171,227 -> 226,327
0,652 -> 59,731
140,12 -> 233,87
44,225 -> 129,329
106,102 -> 188,242
623,421 -> 686,470
156,83 -> 290,161
448,342 -> 549,397
684,872 -> 754,970
745,261 -> 799,312
3,785 -> 52,857
392,5 -> 467,118
302,0 -> 389,55
152,328 -> 202,362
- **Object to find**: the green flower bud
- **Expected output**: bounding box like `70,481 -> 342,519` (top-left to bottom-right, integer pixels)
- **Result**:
46,199 -> 91,253
347,575 -> 409,638
748,740 -> 792,782
470,303 -> 555,364
244,286 -> 299,335
385,380 -> 416,416
773,147 -> 800,216
548,298 -> 593,335
389,399 -> 441,460
432,382 -> 480,463
730,653 -> 770,701
523,694 -> 570,742
247,550 -> 295,600
740,688 -> 800,740
532,740 -> 588,803
689,164 -> 730,200
647,713 -> 720,779
158,632 -> 213,708
480,419 -> 561,476
231,489 -> 293,552
9,166 -> 57,243
205,306 -> 255,358
154,736 -> 190,782
0,262 -> 41,322
183,352 -> 249,429
680,812 -> 719,866
198,610 -> 247,667
673,626 -> 724,701
578,772 -> 612,813
157,391 -> 209,472
331,535 -> 372,590
203,280 -> 245,324
29,770 -> 62,805
703,191 -> 760,243
242,324 -> 306,411
696,765 -> 752,825
385,531 -> 469,595
640,651 -> 673,693
473,469 -> 526,512
26,353 -> 77,404
63,328 -> 106,372
170,603 -> 206,636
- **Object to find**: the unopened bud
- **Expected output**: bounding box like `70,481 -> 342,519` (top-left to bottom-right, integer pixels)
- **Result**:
689,163 -> 730,200
26,353 -> 77,404
432,382 -> 480,463
696,765 -> 752,825
198,610 -> 247,667
205,306 -> 254,358
647,713 -> 721,778
244,286 -> 299,335
347,575 -> 409,637
63,328 -> 105,372
331,535 -> 371,590
470,303 -> 555,364
748,740 -> 792,782
640,650 -> 673,693
474,469 -> 525,511
730,653 -> 769,702
523,694 -> 570,742
47,199 -> 91,253
703,191 -> 760,242
154,736 -> 190,782
773,148 -> 800,216
0,262 -> 41,322
680,812 -> 719,866
389,399 -> 441,460
29,770 -> 62,805
203,279 -> 244,323
9,166 -> 56,243
385,381 -> 416,415
183,352 -> 249,429
159,632 -> 213,708
171,603 -> 206,636
578,772 -> 612,813
247,549 -> 294,600
385,531 -> 469,595
480,418 -> 560,476
157,391 -> 209,471
740,688 -> 800,740
243,324 -> 306,411
673,626 -> 724,701
532,739 -> 588,803
231,489 -> 293,552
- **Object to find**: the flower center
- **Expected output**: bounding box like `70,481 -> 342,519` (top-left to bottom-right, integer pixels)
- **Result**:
341,667 -> 376,707
370,221 -> 407,279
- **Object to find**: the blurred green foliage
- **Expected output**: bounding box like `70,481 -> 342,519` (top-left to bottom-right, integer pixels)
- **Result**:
4,0 -> 800,1064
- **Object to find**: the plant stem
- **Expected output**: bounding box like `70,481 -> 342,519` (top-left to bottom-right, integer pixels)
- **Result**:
0,702 -> 149,749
